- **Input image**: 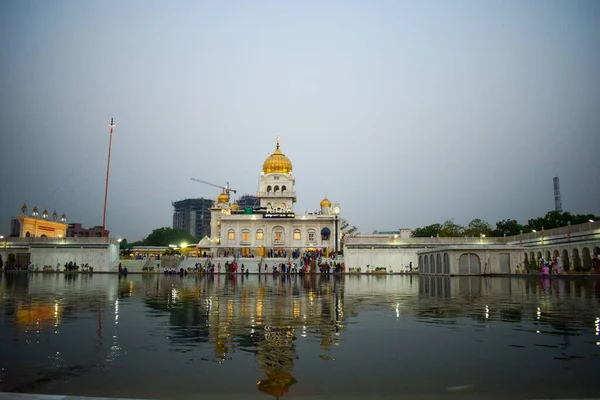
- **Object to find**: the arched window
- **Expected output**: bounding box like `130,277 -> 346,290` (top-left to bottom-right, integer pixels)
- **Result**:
256,229 -> 264,240
274,185 -> 280,192
282,185 -> 287,192
321,227 -> 331,241
293,229 -> 301,240
227,229 -> 235,241
267,186 -> 272,193
241,229 -> 250,242
307,229 -> 316,243
272,226 -> 284,244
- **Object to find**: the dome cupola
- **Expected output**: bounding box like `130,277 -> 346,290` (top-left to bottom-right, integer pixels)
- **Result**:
217,190 -> 229,204
320,197 -> 331,208
262,137 -> 292,174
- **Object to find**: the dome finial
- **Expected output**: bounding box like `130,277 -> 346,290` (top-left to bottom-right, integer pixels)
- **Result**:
276,136 -> 280,149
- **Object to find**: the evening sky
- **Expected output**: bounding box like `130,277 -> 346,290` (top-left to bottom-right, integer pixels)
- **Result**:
1,0 -> 599,240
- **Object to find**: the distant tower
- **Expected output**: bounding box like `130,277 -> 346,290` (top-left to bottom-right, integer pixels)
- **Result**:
553,176 -> 562,212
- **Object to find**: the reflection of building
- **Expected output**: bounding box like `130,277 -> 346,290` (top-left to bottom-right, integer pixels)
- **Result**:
172,198 -> 214,239
10,204 -> 67,238
67,223 -> 108,238
209,138 -> 341,257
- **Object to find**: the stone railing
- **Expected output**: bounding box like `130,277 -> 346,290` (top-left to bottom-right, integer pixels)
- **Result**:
509,220 -> 600,243
347,221 -> 600,248
345,236 -> 506,246
256,191 -> 297,197
2,237 -> 115,246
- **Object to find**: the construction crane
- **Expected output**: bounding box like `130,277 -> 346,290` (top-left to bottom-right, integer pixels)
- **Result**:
190,178 -> 237,196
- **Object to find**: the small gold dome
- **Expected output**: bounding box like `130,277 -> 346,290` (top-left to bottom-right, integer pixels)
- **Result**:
217,191 -> 229,204
230,202 -> 239,211
262,137 -> 292,174
320,197 -> 331,207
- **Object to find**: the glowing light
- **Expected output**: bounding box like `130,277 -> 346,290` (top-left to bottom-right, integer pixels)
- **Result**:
485,305 -> 489,320
536,307 -> 541,320
532,229 -> 536,233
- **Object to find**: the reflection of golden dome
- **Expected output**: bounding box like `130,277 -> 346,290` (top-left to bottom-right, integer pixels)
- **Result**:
263,138 -> 292,174
217,191 -> 229,204
257,371 -> 297,398
230,202 -> 239,211
320,197 -> 331,207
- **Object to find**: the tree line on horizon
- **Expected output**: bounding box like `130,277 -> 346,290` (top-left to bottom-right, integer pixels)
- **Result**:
410,211 -> 599,238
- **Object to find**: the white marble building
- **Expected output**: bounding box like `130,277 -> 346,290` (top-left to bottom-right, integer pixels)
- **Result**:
209,138 -> 341,258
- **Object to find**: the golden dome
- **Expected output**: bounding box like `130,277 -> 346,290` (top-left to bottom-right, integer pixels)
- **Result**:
230,201 -> 239,211
320,197 -> 331,208
217,191 -> 229,204
262,137 -> 292,174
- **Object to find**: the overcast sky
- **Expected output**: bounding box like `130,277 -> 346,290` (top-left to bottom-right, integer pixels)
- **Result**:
1,0 -> 599,241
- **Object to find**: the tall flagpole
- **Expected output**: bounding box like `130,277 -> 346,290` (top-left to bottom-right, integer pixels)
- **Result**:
102,118 -> 115,238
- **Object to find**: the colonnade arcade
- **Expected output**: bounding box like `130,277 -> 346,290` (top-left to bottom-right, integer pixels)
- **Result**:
524,243 -> 600,272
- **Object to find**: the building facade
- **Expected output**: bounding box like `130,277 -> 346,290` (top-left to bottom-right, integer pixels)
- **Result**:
10,205 -> 67,238
172,198 -> 214,239
67,223 -> 108,238
209,138 -> 341,257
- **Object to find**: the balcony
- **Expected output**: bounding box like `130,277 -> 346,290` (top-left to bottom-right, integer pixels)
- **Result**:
257,191 -> 297,198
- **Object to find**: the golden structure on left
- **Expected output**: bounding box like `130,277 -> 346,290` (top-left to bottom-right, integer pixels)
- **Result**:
10,204 -> 68,238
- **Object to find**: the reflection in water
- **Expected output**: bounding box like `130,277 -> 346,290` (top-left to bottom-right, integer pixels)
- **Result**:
1,273 -> 600,399
257,370 -> 297,399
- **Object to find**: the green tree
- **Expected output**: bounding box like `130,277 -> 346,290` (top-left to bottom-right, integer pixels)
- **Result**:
464,218 -> 492,237
136,227 -> 197,247
526,211 -> 600,231
491,219 -> 523,237
439,219 -> 464,237
411,223 -> 442,237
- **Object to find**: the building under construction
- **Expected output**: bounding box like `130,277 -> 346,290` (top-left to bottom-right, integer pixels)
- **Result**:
172,195 -> 259,239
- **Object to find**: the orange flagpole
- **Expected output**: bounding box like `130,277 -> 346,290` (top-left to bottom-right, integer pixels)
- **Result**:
102,118 -> 115,238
